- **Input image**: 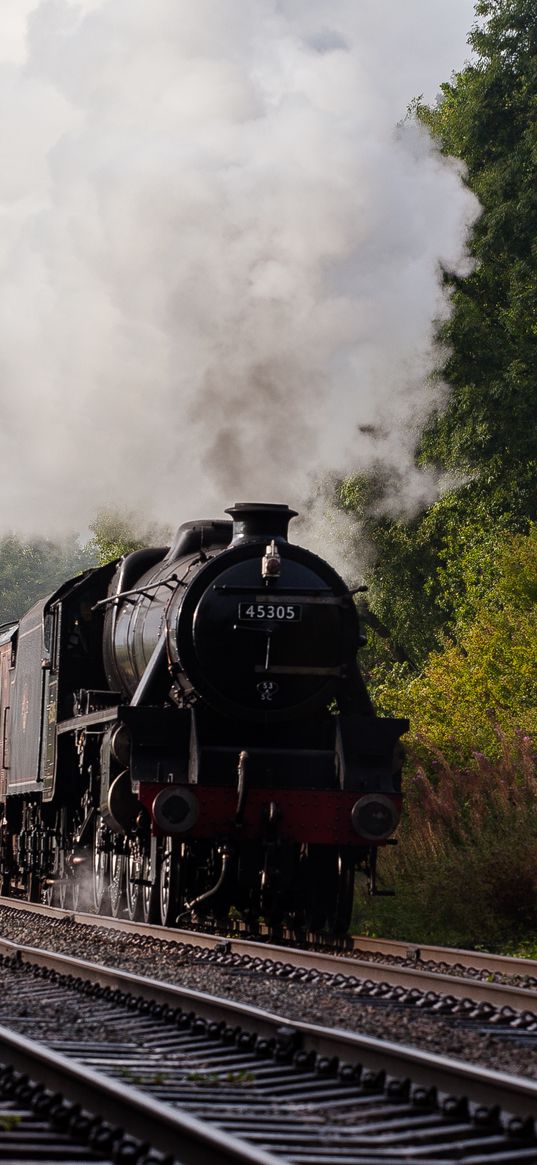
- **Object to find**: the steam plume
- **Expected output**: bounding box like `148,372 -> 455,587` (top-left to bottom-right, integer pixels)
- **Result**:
0,0 -> 478,539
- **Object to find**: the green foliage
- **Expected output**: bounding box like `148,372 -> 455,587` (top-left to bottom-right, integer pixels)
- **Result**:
86,509 -> 171,566
0,511 -> 172,623
416,0 -> 537,514
340,477 -> 445,668
342,1 -> 537,687
376,526 -> 537,762
340,478 -> 512,670
323,22 -> 537,954
0,534 -> 93,624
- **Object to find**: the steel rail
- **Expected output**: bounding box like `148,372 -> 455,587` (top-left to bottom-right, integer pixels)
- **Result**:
4,897 -> 536,983
0,897 -> 536,1011
1,936 -> 537,1122
0,1023 -> 280,1165
3,893 -> 535,981
352,933 -> 537,977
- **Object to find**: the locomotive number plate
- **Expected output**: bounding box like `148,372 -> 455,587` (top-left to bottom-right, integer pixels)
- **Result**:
238,602 -> 302,622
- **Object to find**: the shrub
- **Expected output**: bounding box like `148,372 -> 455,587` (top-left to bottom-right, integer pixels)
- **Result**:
356,732 -> 537,949
374,525 -> 537,765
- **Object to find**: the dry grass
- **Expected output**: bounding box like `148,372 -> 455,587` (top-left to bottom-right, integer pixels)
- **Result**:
355,730 -> 537,950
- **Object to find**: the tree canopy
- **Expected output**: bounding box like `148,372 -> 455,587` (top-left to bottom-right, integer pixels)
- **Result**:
0,535 -> 93,624
346,0 -> 537,684
417,0 -> 537,519
86,509 -> 171,566
0,510 -> 171,626
376,525 -> 537,763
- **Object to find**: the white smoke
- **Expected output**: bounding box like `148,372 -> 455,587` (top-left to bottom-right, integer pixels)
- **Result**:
0,0 -> 478,540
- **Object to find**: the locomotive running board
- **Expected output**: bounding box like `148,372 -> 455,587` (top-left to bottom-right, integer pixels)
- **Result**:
56,706 -> 120,733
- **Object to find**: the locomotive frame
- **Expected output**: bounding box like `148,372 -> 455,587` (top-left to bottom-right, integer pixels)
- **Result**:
0,502 -> 407,936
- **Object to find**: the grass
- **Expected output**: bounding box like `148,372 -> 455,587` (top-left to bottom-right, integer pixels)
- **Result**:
354,730 -> 537,953
186,1070 -> 256,1086
0,1115 -> 21,1131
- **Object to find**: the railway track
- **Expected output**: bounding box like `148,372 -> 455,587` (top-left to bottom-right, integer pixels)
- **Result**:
351,934 -> 537,983
0,896 -> 536,1018
4,894 -> 536,984
0,936 -> 536,1163
0,1027 -> 179,1164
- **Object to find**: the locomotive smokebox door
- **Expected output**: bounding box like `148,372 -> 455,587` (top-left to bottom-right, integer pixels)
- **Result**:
168,503 -> 360,723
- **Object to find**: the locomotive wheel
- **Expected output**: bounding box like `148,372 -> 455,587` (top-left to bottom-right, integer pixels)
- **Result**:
159,837 -> 181,927
260,844 -> 298,937
109,850 -> 127,919
57,855 -> 81,911
55,849 -> 68,909
294,846 -> 355,936
42,832 -> 59,906
140,850 -> 154,923
327,849 -> 355,936
141,839 -> 160,924
66,867 -> 81,911
93,816 -> 110,914
26,872 -> 41,903
125,840 -> 143,921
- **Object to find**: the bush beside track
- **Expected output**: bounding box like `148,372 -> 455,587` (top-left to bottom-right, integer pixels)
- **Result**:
355,731 -> 537,953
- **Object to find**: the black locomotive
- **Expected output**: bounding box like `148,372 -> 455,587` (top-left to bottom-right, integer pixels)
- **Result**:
0,502 -> 407,935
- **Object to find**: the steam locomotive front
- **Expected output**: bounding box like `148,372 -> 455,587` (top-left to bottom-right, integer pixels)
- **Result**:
98,501 -> 405,932
104,502 -> 363,722
167,502 -> 362,721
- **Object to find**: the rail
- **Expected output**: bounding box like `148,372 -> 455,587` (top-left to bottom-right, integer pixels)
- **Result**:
0,897 -> 535,1012
0,936 -> 536,1122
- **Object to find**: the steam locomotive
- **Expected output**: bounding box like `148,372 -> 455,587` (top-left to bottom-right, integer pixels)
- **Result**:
0,502 -> 407,935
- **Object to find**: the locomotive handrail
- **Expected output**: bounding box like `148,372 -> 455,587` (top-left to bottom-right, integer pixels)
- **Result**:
91,574 -> 183,611
93,552 -> 209,612
1,706 -> 9,769
254,663 -> 345,676
56,706 -> 121,733
216,587 -> 351,604
214,584 -> 334,594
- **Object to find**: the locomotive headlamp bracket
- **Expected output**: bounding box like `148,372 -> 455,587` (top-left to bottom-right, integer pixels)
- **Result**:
262,540 -> 281,581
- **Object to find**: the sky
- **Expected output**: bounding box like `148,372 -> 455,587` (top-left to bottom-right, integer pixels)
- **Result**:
0,1 -> 479,553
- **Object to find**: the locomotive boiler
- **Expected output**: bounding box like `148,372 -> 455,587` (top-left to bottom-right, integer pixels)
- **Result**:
0,502 -> 407,935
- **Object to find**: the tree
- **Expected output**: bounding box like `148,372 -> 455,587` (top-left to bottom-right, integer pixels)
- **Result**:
417,0 -> 537,518
0,535 -> 93,624
375,525 -> 537,763
346,0 -> 537,673
86,509 -> 171,566
0,511 -> 171,625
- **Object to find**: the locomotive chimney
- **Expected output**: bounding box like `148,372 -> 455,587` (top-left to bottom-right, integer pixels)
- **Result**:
226,502 -> 298,545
